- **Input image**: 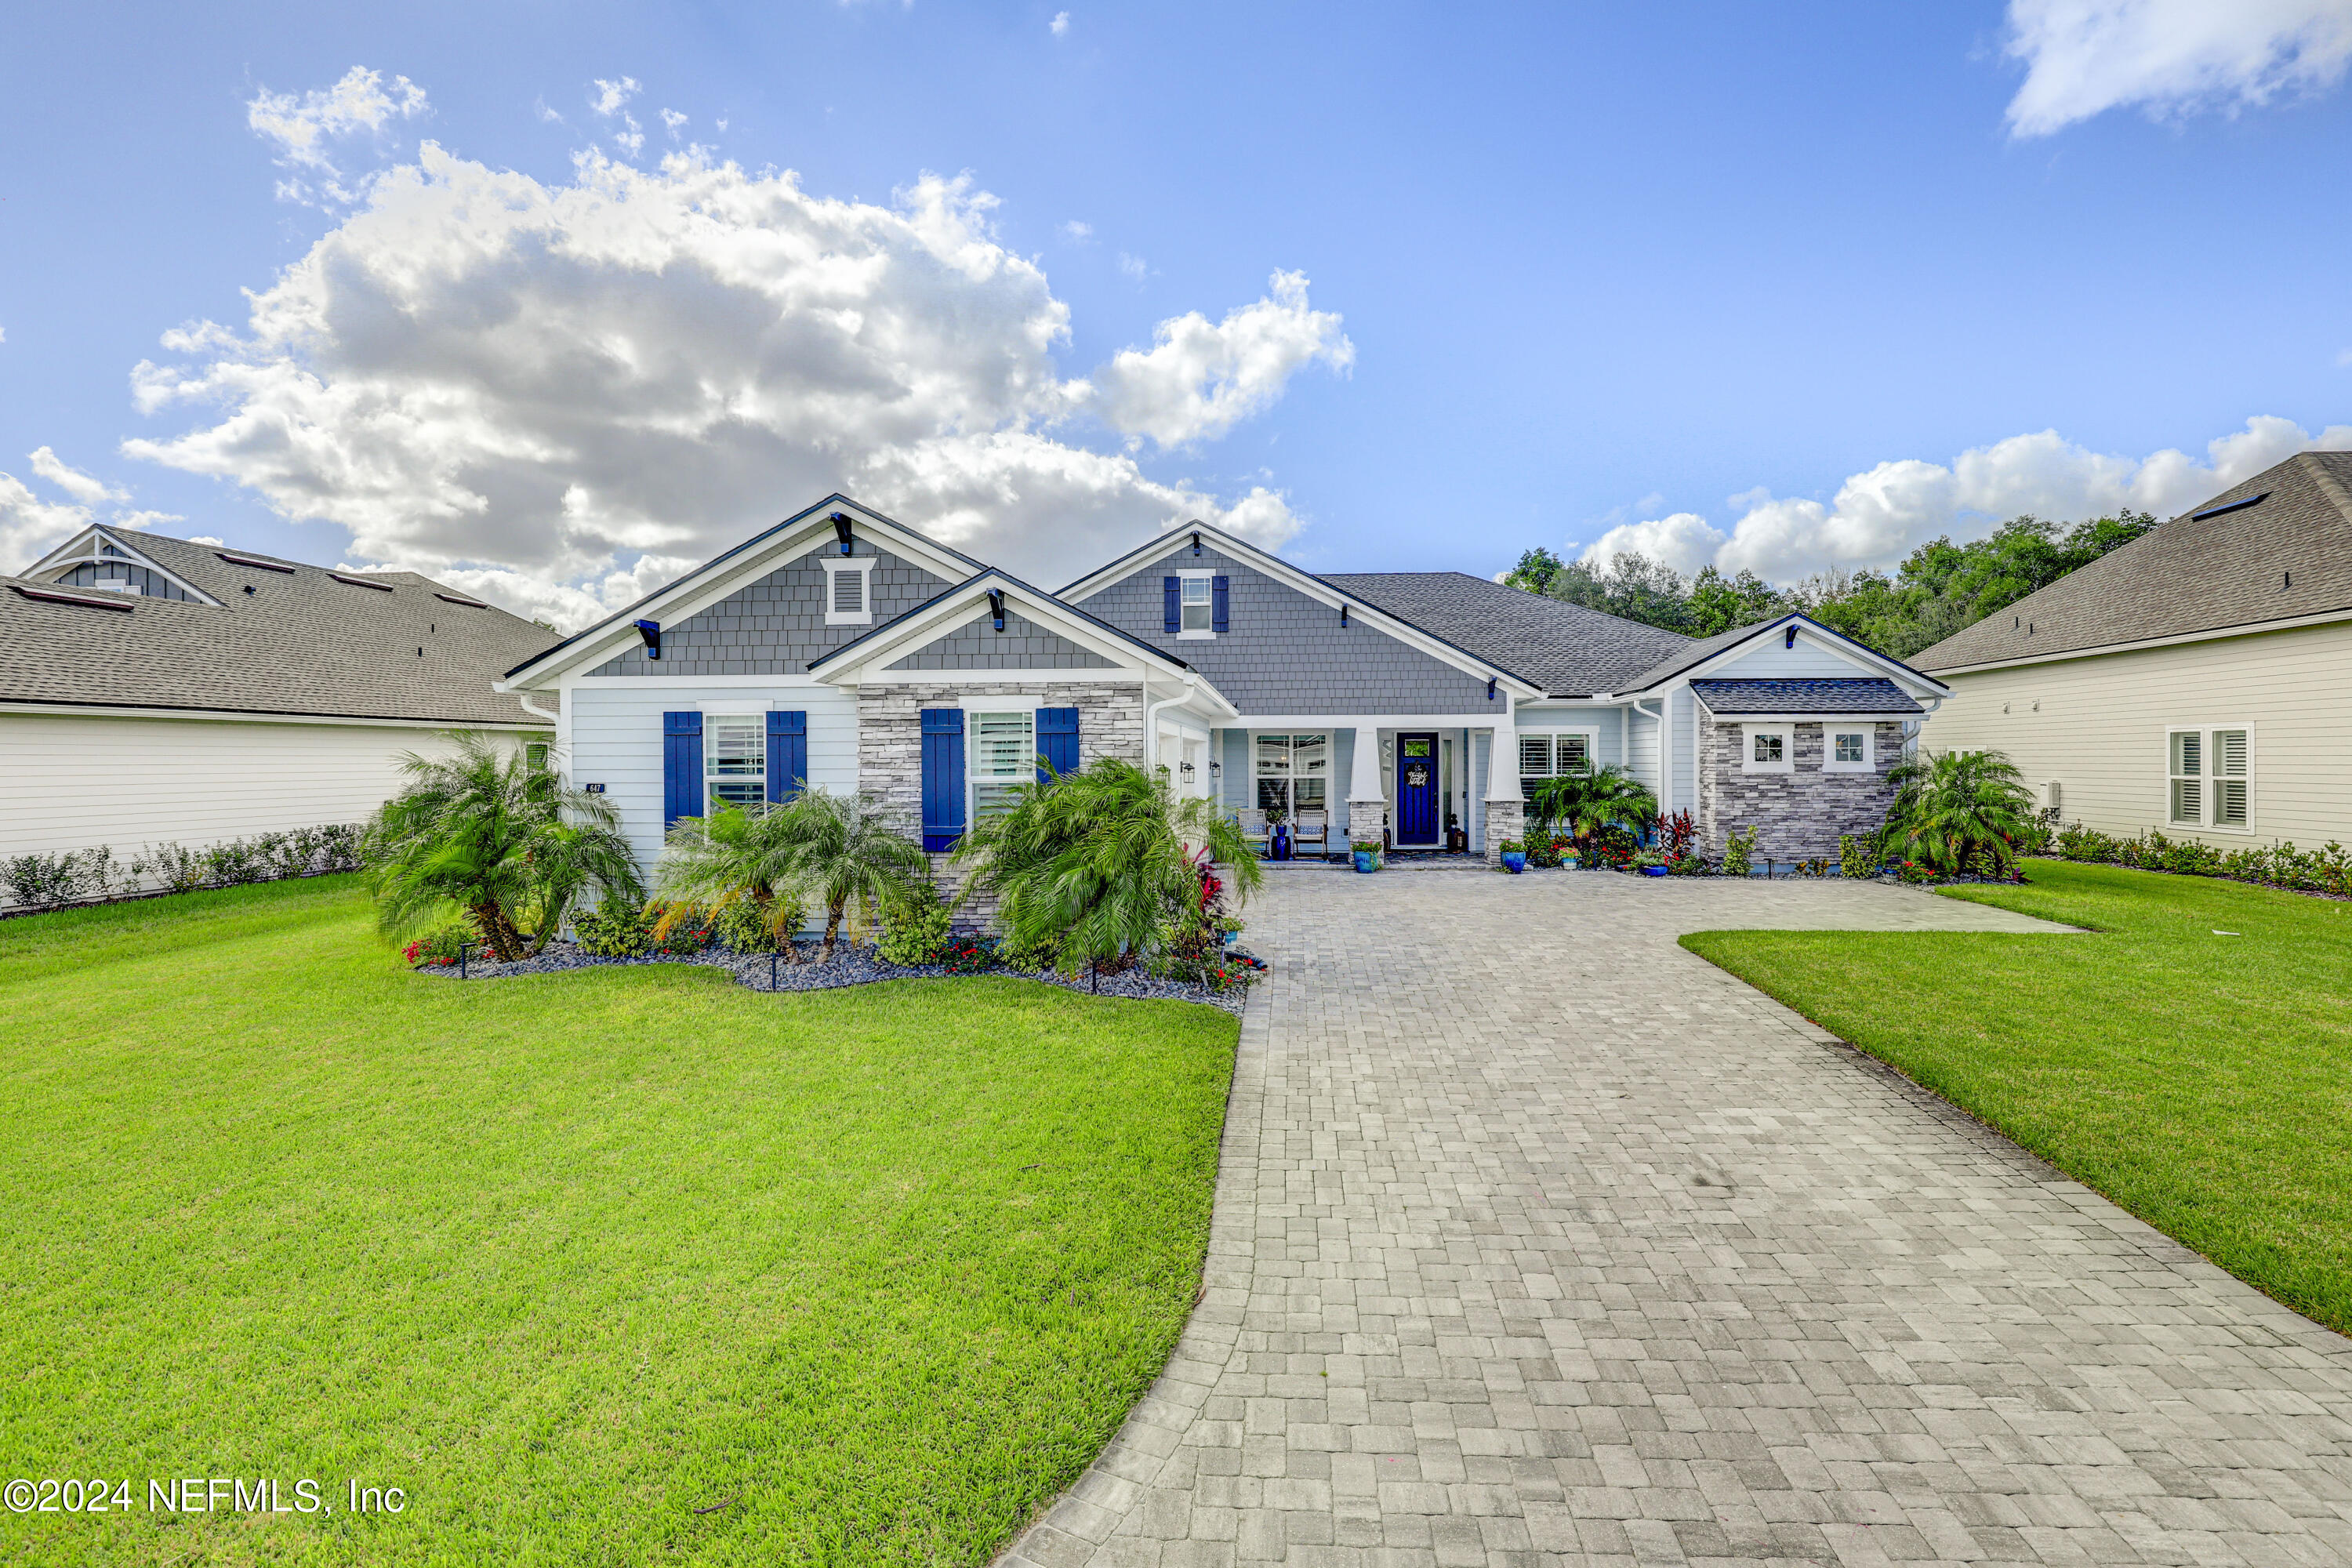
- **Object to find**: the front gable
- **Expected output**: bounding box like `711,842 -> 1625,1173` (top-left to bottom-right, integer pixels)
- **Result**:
884,610 -> 1116,671
586,539 -> 951,677
1070,538 -> 1531,717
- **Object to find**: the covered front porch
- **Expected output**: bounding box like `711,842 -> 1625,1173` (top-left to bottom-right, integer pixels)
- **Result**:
1205,719 -> 1528,862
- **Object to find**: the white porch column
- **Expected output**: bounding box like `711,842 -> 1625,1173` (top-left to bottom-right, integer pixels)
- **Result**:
1344,724 -> 1387,848
1480,718 -> 1525,862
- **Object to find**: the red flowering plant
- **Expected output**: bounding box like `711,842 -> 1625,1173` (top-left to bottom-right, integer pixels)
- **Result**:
938,935 -> 995,974
403,921 -> 471,968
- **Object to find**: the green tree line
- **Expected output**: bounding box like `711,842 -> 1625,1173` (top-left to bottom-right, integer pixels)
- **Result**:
1501,510 -> 2156,659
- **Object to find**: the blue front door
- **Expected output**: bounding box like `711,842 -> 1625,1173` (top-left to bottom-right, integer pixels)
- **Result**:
1395,733 -> 1439,844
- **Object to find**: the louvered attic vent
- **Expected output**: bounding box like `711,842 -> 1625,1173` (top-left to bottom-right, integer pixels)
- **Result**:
216,550 -> 296,573
434,592 -> 489,608
330,572 -> 395,591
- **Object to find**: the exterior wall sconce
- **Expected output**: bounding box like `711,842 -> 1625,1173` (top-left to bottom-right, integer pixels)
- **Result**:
1339,604 -> 1348,627
1486,677 -> 1497,699
986,588 -> 1007,632
1208,759 -> 1221,779
634,619 -> 662,659
832,512 -> 855,555
1179,759 -> 1196,779
1784,625 -> 1797,648
1190,529 -> 1202,557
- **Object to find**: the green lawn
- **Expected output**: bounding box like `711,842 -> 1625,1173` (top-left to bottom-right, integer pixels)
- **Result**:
1684,860 -> 2352,1334
0,877 -> 1236,1566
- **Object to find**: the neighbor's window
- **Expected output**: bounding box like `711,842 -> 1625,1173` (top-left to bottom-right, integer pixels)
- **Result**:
706,715 -> 766,809
1180,574 -> 1214,633
1517,732 -> 1592,800
971,710 -> 1034,820
2172,727 -> 2249,829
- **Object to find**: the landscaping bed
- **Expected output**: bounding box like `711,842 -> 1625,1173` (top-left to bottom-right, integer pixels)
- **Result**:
418,935 -> 1254,1014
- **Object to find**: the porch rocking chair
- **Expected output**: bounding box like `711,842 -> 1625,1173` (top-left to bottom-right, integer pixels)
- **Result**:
1292,808 -> 1330,858
1235,808 -> 1271,858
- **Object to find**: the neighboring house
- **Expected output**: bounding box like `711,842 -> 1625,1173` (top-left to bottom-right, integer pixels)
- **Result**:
501,496 -> 1946,871
1914,452 -> 2352,849
2,525 -> 558,887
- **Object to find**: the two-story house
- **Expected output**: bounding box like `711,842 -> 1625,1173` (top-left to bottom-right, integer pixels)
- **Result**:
499,496 -> 1947,870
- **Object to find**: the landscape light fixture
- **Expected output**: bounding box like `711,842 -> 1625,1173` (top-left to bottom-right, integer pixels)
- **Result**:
987,588 -> 1007,632
634,619 -> 662,659
832,512 -> 855,554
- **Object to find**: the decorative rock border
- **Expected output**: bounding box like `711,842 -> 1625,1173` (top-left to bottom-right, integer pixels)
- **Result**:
412,938 -> 1251,1015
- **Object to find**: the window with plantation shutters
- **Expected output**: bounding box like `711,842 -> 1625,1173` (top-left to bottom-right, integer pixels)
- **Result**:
2169,726 -> 2253,832
1516,731 -> 1594,799
2214,729 -> 2249,828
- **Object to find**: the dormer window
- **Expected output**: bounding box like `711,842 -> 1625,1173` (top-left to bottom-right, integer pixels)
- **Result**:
826,560 -> 873,626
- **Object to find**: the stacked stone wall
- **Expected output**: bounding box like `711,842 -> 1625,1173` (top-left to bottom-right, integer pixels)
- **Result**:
1696,717 -> 1903,862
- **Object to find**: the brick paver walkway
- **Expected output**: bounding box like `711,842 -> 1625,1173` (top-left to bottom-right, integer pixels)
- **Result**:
1001,869 -> 2352,1568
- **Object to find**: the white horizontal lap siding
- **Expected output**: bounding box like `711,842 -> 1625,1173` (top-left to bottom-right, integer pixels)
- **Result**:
1627,706 -> 1661,797
564,683 -> 859,872
1709,638 -> 1876,680
1511,704 -> 1625,772
1924,619 -> 2352,848
0,713 -> 525,864
1668,688 -> 1694,816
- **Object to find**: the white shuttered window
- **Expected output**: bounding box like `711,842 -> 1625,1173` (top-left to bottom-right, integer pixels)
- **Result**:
2168,726 -> 2252,832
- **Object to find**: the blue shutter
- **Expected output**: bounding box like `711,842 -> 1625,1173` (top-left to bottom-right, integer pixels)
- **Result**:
1036,707 -> 1080,782
1163,575 -> 1181,633
920,708 -> 966,852
765,710 -> 808,804
662,711 -> 703,828
1211,575 -> 1230,633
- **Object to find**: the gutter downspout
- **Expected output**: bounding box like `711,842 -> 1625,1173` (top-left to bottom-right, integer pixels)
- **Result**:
1142,676 -> 1197,782
1902,694 -> 1944,759
1630,698 -> 1663,815
516,692 -> 559,725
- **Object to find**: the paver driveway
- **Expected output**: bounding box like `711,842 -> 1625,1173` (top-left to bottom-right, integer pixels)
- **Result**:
1004,868 -> 2352,1568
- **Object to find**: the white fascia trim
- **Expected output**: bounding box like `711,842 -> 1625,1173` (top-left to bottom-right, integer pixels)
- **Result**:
1923,606 -> 2352,677
1058,521 -> 1547,700
503,498 -> 978,688
1624,617 -> 1948,698
563,671 -> 833,688
27,524 -> 225,607
1701,711 -> 1920,724
1221,713 -> 1517,729
0,700 -> 546,731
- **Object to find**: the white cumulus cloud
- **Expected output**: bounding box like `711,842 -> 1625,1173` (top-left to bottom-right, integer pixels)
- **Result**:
28,447 -> 126,505
1051,11 -> 1070,35
120,143 -> 1337,628
2005,0 -> 2352,136
248,66 -> 429,204
0,473 -> 90,575
1579,417 -> 2352,581
1090,270 -> 1352,449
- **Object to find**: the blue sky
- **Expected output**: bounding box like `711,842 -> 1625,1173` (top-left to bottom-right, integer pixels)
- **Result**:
4,2 -> 2350,623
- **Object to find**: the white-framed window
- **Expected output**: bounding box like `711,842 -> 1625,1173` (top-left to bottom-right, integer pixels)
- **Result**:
825,561 -> 874,626
1824,727 -> 1873,773
2169,725 -> 2251,832
706,714 -> 766,809
1742,724 -> 1794,775
1517,731 -> 1595,800
1178,572 -> 1214,638
1252,732 -> 1329,820
970,710 -> 1035,822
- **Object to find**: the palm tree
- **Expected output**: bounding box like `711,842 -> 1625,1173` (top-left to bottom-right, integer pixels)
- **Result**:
1882,748 -> 2036,875
754,788 -> 931,963
952,759 -> 1261,980
652,802 -> 806,946
364,733 -> 642,962
1528,765 -> 1658,841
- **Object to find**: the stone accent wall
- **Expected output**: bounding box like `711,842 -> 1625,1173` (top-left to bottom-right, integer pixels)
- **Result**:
855,680 -> 1145,922
1483,799 -> 1525,862
1345,799 -> 1387,849
1696,718 -> 1903,862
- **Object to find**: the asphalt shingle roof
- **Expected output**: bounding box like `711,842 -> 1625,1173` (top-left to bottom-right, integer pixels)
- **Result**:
1689,677 -> 1924,716
1315,572 -> 1695,697
1911,452 -> 2352,672
2,529 -> 559,725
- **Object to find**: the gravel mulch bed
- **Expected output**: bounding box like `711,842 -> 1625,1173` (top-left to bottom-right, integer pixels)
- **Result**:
414,938 -> 1251,1015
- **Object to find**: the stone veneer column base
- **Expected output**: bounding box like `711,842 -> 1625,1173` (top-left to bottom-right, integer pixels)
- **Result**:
1345,800 -> 1387,851
1483,798 -> 1525,863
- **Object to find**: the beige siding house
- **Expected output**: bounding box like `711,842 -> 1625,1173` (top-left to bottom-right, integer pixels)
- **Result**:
2,526 -> 558,901
1913,452 -> 2352,849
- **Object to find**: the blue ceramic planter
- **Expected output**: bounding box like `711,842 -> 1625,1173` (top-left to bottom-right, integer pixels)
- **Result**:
1640,865 -> 1668,877
1501,851 -> 1527,874
1352,849 -> 1379,873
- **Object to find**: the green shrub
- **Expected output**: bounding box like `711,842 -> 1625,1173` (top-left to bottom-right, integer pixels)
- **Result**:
1720,825 -> 1759,877
936,935 -> 996,974
996,931 -> 1062,974
1837,833 -> 1877,880
710,895 -> 804,954
876,886 -> 953,967
644,902 -> 715,955
572,901 -> 655,957
2,851 -> 89,910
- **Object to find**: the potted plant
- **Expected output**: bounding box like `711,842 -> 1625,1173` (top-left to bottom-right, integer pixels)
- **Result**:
1350,839 -> 1382,873
1498,837 -> 1527,874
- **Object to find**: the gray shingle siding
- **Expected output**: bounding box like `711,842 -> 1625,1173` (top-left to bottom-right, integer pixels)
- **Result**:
1076,547 -> 1508,715
884,611 -> 1115,670
586,543 -> 949,677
